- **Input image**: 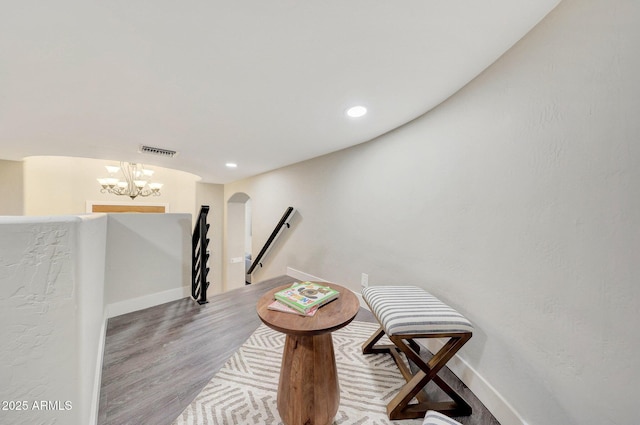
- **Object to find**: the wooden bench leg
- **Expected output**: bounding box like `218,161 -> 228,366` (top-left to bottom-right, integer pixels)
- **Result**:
385,333 -> 472,420
362,326 -> 395,354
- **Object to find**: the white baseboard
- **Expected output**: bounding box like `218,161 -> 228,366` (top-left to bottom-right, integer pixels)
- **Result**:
286,267 -> 328,283
420,339 -> 527,425
106,286 -> 191,318
287,266 -> 524,425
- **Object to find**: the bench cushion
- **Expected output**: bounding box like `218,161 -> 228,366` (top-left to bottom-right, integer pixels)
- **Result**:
362,286 -> 473,335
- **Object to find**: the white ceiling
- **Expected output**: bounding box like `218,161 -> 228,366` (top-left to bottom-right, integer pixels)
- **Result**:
0,1 -> 559,184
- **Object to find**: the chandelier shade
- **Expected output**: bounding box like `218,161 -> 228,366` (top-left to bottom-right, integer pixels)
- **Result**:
97,162 -> 163,200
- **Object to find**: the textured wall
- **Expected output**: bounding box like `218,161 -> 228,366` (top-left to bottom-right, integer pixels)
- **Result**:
225,1 -> 640,424
0,215 -> 107,425
0,212 -> 192,424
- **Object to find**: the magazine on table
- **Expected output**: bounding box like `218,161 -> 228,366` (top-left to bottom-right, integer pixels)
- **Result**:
267,300 -> 318,316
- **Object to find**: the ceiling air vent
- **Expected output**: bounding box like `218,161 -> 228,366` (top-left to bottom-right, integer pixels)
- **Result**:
139,145 -> 178,158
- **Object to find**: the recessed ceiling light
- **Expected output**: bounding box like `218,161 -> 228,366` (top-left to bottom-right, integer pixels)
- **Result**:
225,162 -> 238,168
346,105 -> 367,118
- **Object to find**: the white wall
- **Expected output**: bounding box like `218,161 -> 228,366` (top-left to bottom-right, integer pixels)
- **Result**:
105,213 -> 191,316
225,192 -> 252,291
0,214 -> 107,425
225,1 -> 640,424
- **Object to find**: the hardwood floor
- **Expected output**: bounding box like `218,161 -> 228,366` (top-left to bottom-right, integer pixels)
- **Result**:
98,276 -> 499,425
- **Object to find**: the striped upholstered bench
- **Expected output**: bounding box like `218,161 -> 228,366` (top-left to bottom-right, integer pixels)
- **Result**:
361,286 -> 473,420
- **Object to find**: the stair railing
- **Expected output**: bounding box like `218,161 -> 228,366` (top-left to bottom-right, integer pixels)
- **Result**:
192,205 -> 210,304
246,206 -> 295,284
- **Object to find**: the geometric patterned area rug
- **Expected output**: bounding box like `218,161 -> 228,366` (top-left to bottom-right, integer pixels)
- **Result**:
172,321 -> 424,425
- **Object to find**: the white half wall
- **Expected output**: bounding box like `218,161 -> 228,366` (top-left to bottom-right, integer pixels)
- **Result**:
75,215 -> 108,425
0,214 -> 107,425
224,1 -> 640,424
0,212 -> 192,424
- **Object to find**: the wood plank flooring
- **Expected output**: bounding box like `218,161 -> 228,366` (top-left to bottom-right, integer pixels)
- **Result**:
98,276 -> 499,425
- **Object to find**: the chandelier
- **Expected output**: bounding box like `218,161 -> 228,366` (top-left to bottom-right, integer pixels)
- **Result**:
97,162 -> 163,200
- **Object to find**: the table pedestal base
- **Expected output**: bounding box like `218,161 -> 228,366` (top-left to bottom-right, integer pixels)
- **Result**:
277,333 -> 339,425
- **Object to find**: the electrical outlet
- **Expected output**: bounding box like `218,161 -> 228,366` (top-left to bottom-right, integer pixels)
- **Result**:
361,273 -> 369,288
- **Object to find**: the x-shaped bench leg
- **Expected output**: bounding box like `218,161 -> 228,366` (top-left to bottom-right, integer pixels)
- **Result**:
362,327 -> 472,420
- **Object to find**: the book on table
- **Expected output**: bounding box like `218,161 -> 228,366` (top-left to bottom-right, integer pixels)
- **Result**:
274,281 -> 340,314
267,300 -> 318,316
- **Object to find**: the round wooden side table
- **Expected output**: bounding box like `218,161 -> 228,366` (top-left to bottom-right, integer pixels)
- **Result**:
256,282 -> 360,425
